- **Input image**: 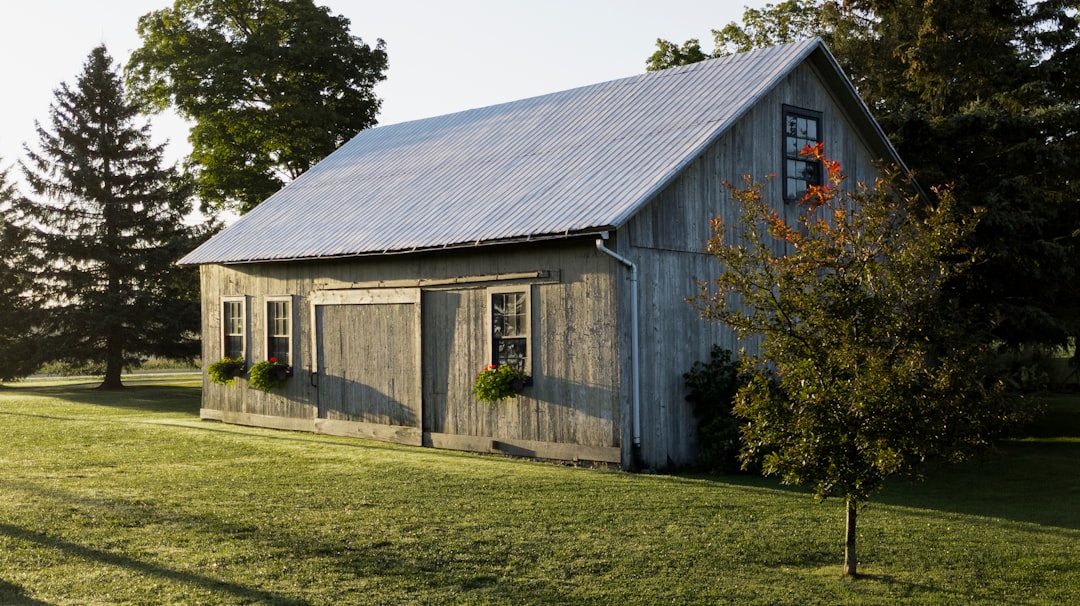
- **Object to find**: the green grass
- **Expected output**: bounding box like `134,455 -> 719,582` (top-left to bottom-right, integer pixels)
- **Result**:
0,380 -> 1077,605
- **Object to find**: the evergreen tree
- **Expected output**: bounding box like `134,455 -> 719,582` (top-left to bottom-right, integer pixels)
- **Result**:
16,46 -> 203,389
0,162 -> 40,382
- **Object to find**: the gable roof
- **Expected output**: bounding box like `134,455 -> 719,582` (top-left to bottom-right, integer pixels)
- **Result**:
179,38 -> 899,266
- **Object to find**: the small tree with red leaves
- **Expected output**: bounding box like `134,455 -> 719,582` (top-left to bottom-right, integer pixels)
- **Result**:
695,145 -> 1015,576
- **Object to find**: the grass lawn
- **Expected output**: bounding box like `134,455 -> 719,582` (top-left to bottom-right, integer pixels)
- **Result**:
0,375 -> 1077,605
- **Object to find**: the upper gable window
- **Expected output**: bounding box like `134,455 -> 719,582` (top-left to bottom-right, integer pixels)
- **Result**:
783,105 -> 823,202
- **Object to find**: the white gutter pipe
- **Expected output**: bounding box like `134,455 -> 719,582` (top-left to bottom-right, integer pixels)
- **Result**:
595,233 -> 641,453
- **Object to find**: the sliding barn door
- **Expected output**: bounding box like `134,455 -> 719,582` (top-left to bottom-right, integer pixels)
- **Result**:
311,289 -> 421,429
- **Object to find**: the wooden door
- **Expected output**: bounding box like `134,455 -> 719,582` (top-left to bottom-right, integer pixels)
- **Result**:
311,289 -> 421,428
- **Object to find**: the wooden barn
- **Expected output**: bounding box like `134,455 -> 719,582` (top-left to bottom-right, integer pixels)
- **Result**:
179,38 -> 905,469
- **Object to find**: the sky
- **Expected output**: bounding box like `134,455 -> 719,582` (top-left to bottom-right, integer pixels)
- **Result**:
0,0 -> 768,173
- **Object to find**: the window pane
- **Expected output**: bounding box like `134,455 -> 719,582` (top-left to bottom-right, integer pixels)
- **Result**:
223,301 -> 244,359
493,292 -> 527,337
496,338 -> 528,373
269,336 -> 290,364
225,335 -> 244,360
267,300 -> 290,365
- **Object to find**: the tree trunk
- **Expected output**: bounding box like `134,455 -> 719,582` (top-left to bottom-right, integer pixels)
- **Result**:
100,337 -> 125,390
843,496 -> 858,576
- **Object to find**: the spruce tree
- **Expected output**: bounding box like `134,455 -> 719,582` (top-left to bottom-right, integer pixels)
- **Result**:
16,46 -> 203,389
0,162 -> 40,382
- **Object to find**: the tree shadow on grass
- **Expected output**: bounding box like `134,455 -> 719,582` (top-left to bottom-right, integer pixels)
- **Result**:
685,439 -> 1080,531
0,480 -> 594,605
0,578 -> 52,606
873,439 -> 1080,530
3,383 -> 202,417
679,396 -> 1080,531
876,395 -> 1080,530
0,522 -> 309,605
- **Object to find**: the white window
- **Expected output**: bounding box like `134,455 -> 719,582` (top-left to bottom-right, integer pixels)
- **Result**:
221,297 -> 246,361
266,297 -> 292,366
489,287 -> 531,375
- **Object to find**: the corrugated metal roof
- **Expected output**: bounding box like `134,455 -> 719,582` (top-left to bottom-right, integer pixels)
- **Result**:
179,38 -> 837,265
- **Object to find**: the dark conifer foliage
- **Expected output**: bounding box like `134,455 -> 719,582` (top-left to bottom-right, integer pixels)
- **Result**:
16,46 -> 204,389
0,163 -> 41,382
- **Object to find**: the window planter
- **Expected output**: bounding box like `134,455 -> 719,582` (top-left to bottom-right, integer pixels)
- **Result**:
207,357 -> 246,385
473,364 -> 531,404
248,358 -> 293,392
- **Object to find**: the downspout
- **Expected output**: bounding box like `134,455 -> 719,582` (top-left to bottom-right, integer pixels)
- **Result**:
595,232 -> 641,458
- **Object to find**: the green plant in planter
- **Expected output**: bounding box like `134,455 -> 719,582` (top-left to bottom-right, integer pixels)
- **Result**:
472,364 -> 529,404
248,357 -> 293,392
207,357 -> 246,385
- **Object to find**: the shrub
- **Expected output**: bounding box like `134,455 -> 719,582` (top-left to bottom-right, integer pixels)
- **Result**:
684,346 -> 744,473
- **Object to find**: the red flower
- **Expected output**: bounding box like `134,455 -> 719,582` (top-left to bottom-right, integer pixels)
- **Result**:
269,357 -> 277,363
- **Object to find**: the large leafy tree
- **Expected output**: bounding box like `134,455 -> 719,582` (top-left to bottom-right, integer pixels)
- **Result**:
16,46 -> 203,389
653,0 -> 1080,350
696,148 -> 1014,576
0,163 -> 41,382
126,0 -> 389,213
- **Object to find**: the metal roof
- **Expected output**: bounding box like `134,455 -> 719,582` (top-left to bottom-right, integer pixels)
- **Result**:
180,38 -> 882,265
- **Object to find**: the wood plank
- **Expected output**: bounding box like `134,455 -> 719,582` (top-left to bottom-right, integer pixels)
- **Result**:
213,411 -> 314,433
422,432 -> 494,453
492,438 -> 621,464
313,270 -> 559,291
200,408 -> 224,421
310,287 -> 419,306
315,418 -> 423,446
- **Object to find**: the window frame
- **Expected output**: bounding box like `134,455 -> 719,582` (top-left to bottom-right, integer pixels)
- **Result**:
486,286 -> 532,377
265,296 -> 294,366
782,105 -> 824,203
221,296 -> 247,362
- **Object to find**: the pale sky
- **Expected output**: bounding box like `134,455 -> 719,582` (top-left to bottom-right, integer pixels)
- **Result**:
0,1 -> 766,173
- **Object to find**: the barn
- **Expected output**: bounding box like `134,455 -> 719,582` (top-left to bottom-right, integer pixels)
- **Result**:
178,38 -> 905,470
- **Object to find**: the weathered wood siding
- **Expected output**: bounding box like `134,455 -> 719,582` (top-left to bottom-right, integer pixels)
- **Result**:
198,239 -> 625,463
622,60 -> 893,467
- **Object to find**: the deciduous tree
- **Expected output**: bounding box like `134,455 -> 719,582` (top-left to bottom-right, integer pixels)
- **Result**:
16,46 -> 204,389
695,147 -> 1015,576
127,0 -> 388,213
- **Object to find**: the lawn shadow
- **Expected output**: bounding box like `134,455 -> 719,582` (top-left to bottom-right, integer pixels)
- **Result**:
683,396 -> 1080,531
874,439 -> 1080,530
0,578 -> 52,605
876,395 -> 1080,530
0,521 -> 309,605
1,478 -> 591,605
6,382 -> 202,417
